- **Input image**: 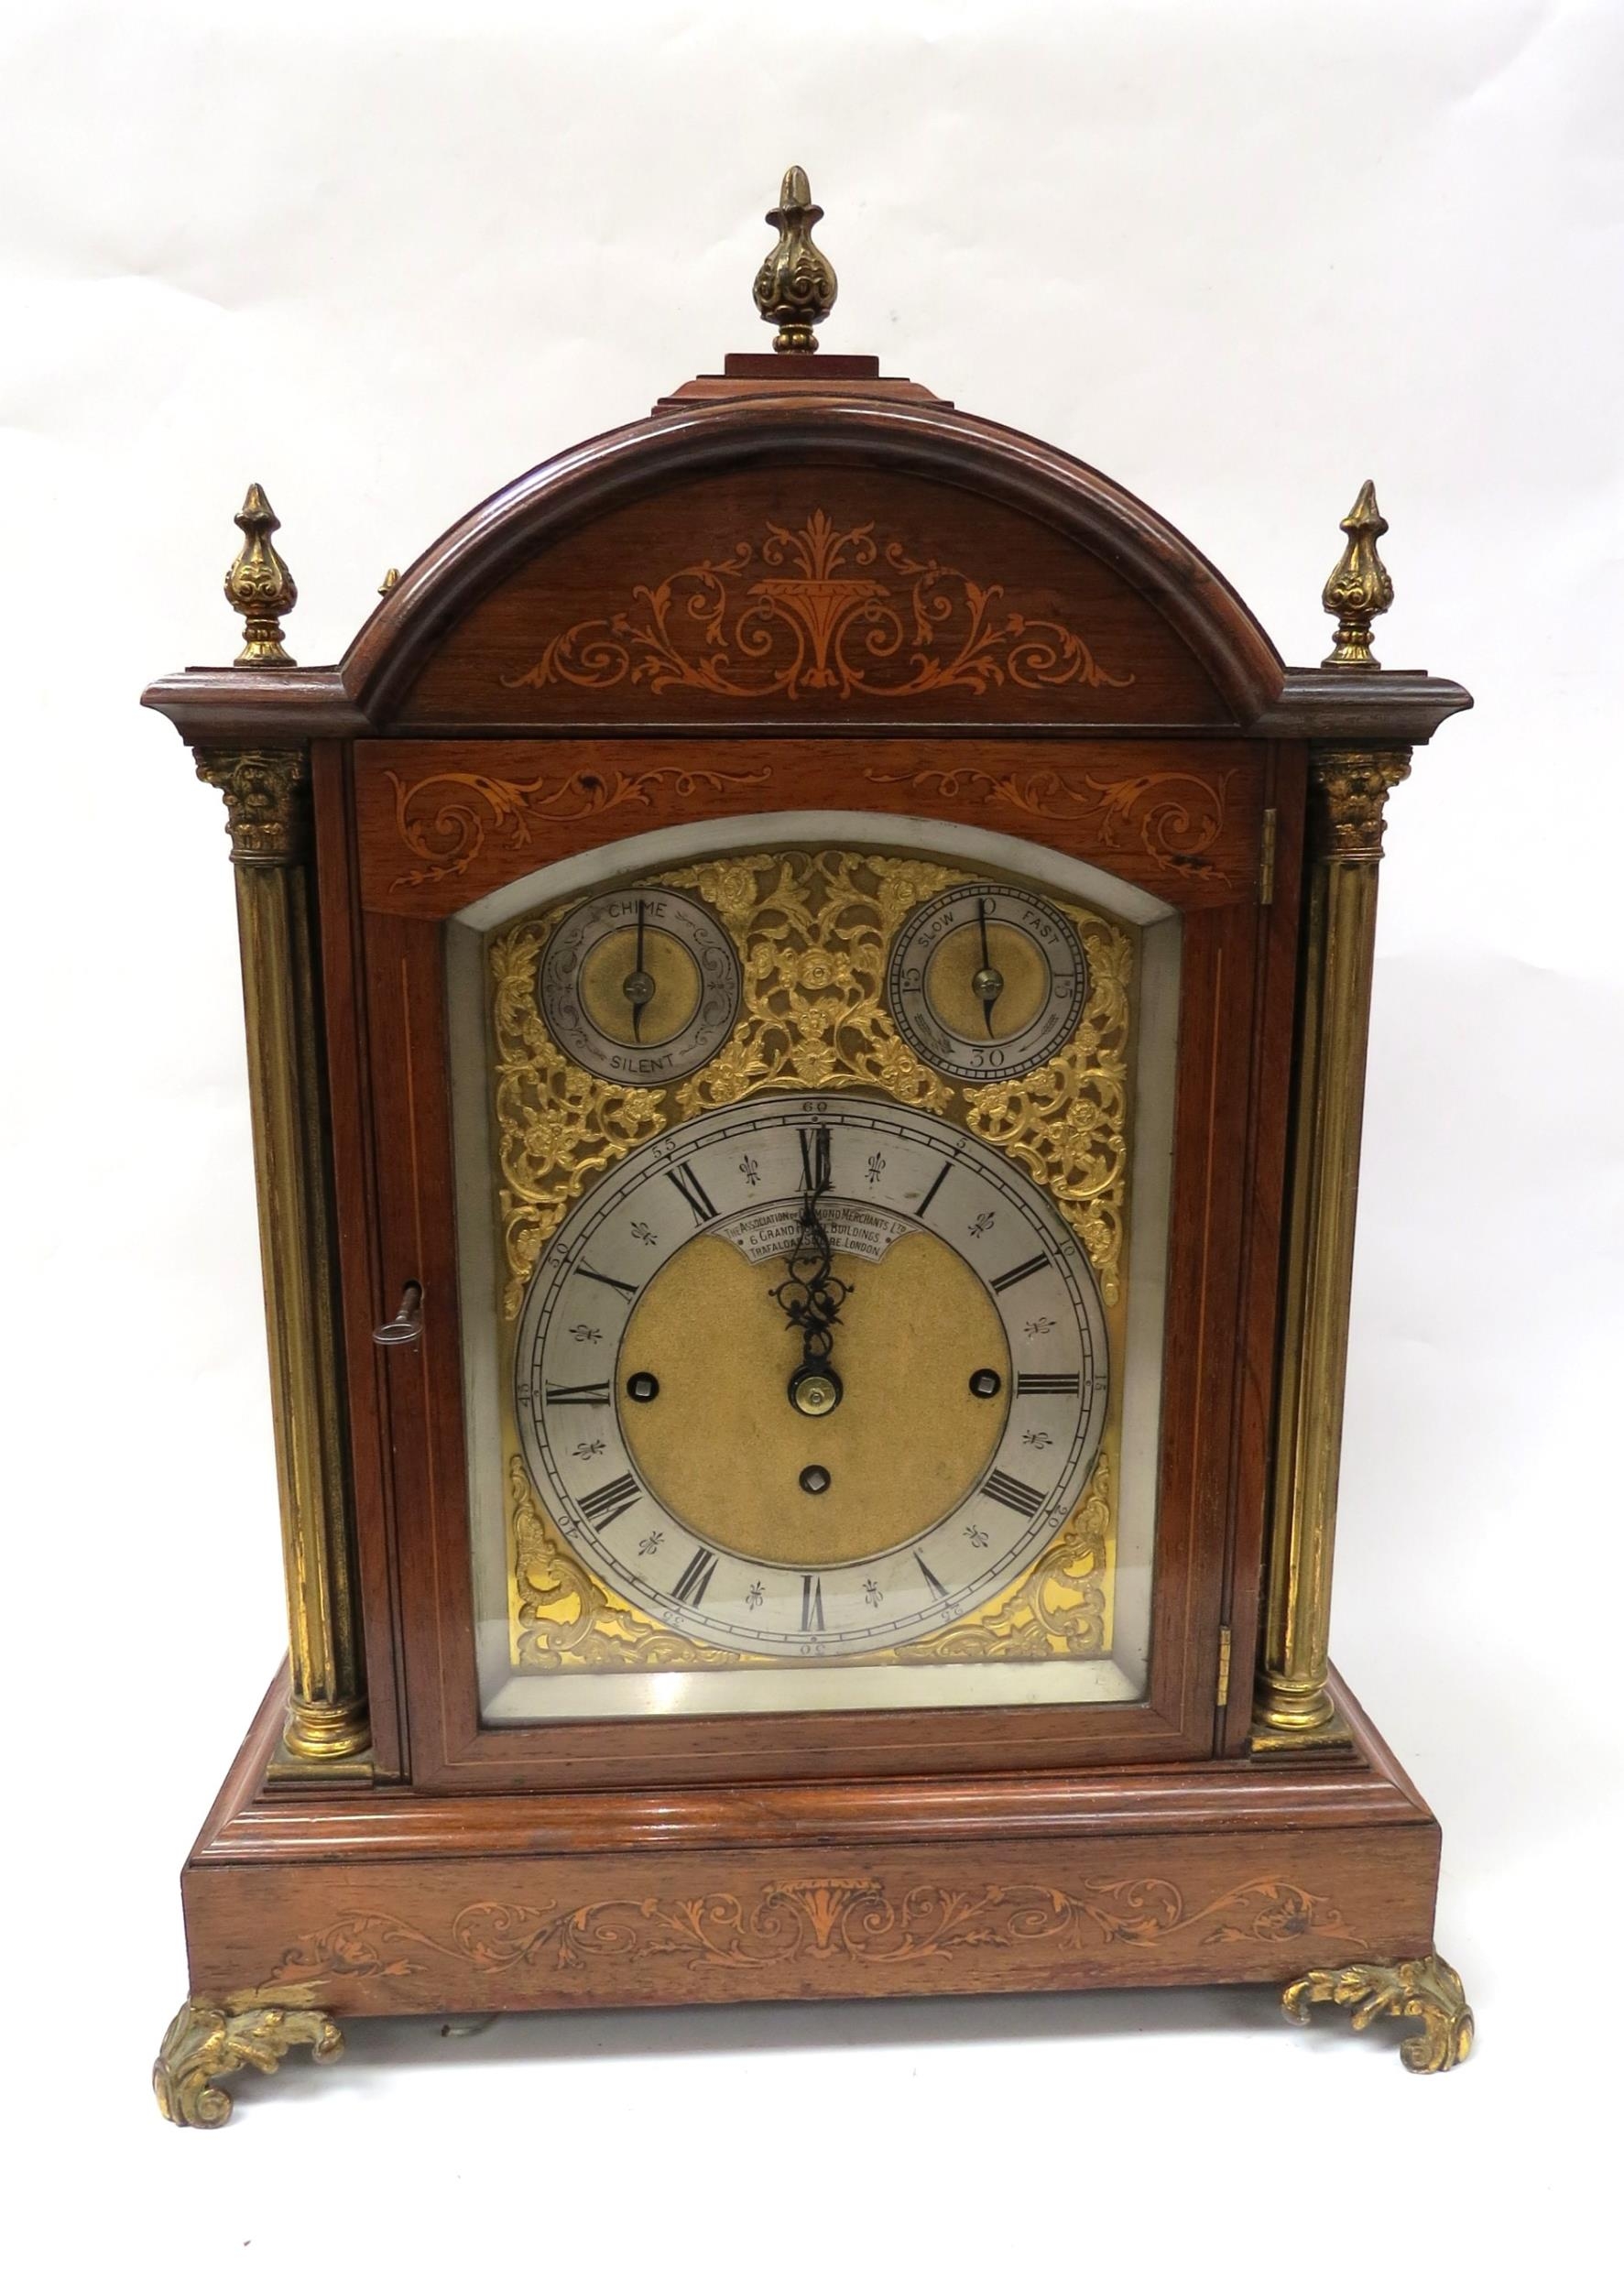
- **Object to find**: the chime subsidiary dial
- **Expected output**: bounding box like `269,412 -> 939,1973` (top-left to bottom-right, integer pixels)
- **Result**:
539,886 -> 742,1084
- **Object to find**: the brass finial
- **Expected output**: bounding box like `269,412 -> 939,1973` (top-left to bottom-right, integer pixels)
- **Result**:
1321,480 -> 1394,668
753,166 -> 837,354
224,483 -> 297,667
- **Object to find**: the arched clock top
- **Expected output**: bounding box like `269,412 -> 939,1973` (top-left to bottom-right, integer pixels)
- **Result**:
342,394 -> 1284,728
140,167 -> 1470,752
141,395 -> 1470,747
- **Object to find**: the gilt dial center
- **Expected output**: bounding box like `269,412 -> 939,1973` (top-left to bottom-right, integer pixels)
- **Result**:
616,1220 -> 1010,1569
578,925 -> 700,1048
925,921 -> 1046,1044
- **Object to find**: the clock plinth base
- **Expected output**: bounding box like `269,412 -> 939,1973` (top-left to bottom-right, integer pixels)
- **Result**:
169,1664 -> 1460,2121
1282,1952 -> 1474,2074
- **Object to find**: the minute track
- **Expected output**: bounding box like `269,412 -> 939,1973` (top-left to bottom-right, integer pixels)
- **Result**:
515,1096 -> 1110,1658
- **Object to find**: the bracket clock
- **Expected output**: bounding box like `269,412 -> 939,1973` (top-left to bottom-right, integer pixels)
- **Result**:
146,171 -> 1474,2125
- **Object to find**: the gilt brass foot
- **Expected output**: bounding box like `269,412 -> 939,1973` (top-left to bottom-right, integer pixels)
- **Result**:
1282,1952 -> 1473,2074
154,1990 -> 343,2127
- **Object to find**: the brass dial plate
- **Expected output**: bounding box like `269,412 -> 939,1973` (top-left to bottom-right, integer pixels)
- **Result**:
887,881 -> 1088,1083
484,845 -> 1140,1677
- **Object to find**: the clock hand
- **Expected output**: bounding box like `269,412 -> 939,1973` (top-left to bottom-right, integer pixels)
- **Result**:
770,1126 -> 850,1415
973,898 -> 1003,1039
624,897 -> 654,1041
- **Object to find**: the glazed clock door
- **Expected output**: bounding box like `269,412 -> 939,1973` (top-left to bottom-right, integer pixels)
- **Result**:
355,737 -> 1298,1791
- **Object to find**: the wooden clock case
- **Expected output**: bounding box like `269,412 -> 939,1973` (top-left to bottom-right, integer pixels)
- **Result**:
144,340 -> 1473,2123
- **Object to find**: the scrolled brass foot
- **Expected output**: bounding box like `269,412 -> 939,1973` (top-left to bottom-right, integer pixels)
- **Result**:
154,1990 -> 343,2127
1282,1951 -> 1473,2074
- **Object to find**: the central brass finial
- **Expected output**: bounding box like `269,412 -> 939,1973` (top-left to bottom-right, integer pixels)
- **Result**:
224,482 -> 297,667
754,165 -> 837,354
1321,480 -> 1394,668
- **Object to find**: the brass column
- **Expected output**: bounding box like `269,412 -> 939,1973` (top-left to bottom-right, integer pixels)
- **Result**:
1250,747 -> 1411,1748
194,745 -> 369,1761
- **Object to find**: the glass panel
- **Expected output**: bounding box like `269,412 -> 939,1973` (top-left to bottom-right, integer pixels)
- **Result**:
450,813 -> 1179,1722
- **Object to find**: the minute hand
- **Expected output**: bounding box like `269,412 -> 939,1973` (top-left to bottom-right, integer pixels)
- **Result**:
770,1129 -> 850,1401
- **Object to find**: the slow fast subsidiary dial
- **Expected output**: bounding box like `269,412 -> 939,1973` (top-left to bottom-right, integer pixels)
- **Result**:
887,882 -> 1087,1084
540,885 -> 741,1085
513,1097 -> 1109,1657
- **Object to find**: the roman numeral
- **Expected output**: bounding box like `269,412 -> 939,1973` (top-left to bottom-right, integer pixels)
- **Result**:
673,1545 -> 719,1606
798,1126 -> 832,1192
577,1473 -> 640,1527
1015,1372 -> 1081,1397
981,1468 -> 1045,1518
666,1163 -> 719,1225
801,1574 -> 824,1631
916,1553 -> 948,1600
991,1253 -> 1048,1293
544,1381 -> 612,1407
576,1263 -> 638,1300
916,1160 -> 951,1219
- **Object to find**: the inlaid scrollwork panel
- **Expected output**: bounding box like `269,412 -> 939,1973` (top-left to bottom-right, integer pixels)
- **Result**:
496,511 -> 1137,704
265,1874 -> 1355,1990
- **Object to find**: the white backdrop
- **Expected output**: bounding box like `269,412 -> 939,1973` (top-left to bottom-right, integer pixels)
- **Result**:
5,0 -> 1620,2277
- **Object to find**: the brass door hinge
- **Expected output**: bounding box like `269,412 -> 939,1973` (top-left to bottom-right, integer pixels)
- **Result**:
1259,808 -> 1278,906
1215,1625 -> 1233,1707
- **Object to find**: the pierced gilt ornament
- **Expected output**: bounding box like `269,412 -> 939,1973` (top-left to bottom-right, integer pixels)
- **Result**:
753,165 -> 837,353
1321,479 -> 1393,668
224,482 -> 297,666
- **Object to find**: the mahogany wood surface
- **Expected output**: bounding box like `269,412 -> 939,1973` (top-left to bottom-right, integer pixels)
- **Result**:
144,660 -> 1471,749
1219,748 -> 1305,1752
311,741 -> 406,1780
354,735 -> 1266,919
395,465 -> 1233,729
181,1665 -> 1438,2016
335,392 -> 1286,729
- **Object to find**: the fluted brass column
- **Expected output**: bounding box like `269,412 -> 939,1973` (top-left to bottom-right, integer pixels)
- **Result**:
1250,747 -> 1411,1749
194,745 -> 370,1761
